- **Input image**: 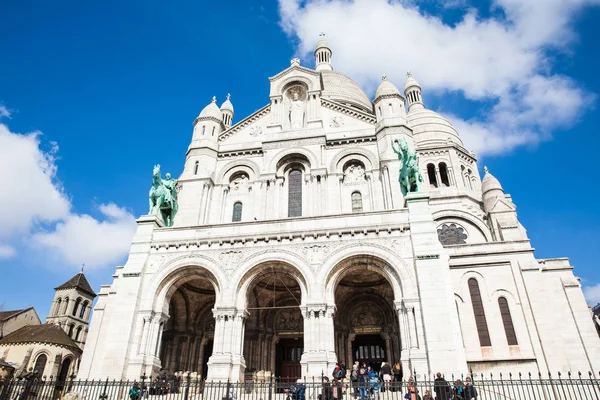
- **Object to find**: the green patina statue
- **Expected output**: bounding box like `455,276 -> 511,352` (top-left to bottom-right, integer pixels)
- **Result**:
149,164 -> 179,227
391,138 -> 423,196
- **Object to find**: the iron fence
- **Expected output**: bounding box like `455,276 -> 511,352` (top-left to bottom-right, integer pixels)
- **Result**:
1,371 -> 599,400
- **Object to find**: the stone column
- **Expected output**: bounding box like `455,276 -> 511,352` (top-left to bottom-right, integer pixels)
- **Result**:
206,308 -> 246,382
300,305 -> 337,378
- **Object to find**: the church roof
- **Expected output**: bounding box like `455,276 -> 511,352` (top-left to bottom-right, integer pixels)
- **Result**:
407,108 -> 463,147
320,71 -> 373,113
0,308 -> 32,322
0,324 -> 81,352
55,272 -> 96,297
374,77 -> 401,100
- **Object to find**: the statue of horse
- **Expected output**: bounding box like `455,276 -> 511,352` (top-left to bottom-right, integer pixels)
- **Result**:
392,139 -> 423,197
149,164 -> 178,227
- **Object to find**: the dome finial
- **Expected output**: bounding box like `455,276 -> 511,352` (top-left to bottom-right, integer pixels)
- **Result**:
226,93 -> 231,101
484,166 -> 489,174
407,71 -> 412,77
382,74 -> 387,81
211,96 -> 216,103
315,32 -> 333,72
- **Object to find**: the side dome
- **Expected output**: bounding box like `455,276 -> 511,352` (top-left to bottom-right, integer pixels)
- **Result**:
320,71 -> 373,112
198,97 -> 222,121
407,108 -> 463,147
375,78 -> 400,100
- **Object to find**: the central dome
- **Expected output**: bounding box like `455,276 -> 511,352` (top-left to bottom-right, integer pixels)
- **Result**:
320,71 -> 373,113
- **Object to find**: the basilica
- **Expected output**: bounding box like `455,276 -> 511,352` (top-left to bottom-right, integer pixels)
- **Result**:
77,36 -> 600,381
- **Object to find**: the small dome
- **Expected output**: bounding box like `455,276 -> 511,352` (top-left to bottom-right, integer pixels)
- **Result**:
199,96 -> 222,120
481,167 -> 504,196
315,33 -> 331,51
404,72 -> 421,91
220,94 -> 234,113
320,70 -> 372,112
375,76 -> 400,99
407,108 -> 463,146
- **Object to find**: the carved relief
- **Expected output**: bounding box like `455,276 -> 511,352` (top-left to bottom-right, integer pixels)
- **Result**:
437,223 -> 467,246
329,116 -> 344,128
344,163 -> 366,185
351,304 -> 383,327
218,250 -> 245,268
276,309 -> 303,331
230,173 -> 249,194
249,126 -> 263,136
302,244 -> 329,264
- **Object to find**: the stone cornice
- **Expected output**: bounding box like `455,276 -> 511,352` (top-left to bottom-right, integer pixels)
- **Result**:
218,104 -> 271,142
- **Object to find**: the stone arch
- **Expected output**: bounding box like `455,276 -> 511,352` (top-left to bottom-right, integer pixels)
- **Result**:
143,255 -> 225,316
231,251 -> 312,310
320,244 -> 416,304
269,148 -> 318,173
216,159 -> 261,183
330,147 -> 377,172
433,209 -> 492,242
459,270 -> 491,302
274,75 -> 316,96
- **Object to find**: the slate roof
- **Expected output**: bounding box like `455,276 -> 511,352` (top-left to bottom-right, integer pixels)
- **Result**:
0,308 -> 31,322
54,272 -> 96,297
0,324 -> 81,352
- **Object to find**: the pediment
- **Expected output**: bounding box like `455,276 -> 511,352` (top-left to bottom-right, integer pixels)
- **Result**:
269,63 -> 322,97
489,197 -> 516,213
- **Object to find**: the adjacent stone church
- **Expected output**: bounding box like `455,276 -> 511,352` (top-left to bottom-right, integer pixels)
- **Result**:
78,36 -> 600,381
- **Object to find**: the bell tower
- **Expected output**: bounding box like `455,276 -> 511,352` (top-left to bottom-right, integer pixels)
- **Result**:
46,269 -> 97,349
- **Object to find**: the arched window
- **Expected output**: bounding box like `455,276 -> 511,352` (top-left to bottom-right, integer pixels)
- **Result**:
351,192 -> 363,213
427,164 -> 438,188
68,324 -> 74,338
72,299 -> 81,317
55,298 -> 62,316
201,126 -> 206,135
211,126 -> 215,136
468,278 -> 491,346
498,297 -> 518,345
79,301 -> 88,319
439,162 -> 450,186
232,202 -> 243,222
33,354 -> 47,375
288,170 -> 303,217
74,326 -> 83,342
194,161 -> 199,175
63,298 -> 69,314
388,103 -> 393,114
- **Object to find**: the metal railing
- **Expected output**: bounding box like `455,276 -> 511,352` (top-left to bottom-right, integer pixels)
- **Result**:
1,371 -> 599,400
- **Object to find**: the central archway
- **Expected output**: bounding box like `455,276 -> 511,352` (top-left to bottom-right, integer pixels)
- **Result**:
238,261 -> 306,383
328,255 -> 403,375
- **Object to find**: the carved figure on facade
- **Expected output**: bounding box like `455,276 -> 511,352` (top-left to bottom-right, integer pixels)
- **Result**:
149,164 -> 179,227
230,173 -> 249,194
351,304 -> 383,327
287,86 -> 307,129
249,126 -> 263,136
329,116 -> 344,128
344,163 -> 366,184
391,139 -> 423,196
276,309 -> 303,331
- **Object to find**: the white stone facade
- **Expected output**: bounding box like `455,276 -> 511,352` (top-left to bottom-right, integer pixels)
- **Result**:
78,38 -> 600,382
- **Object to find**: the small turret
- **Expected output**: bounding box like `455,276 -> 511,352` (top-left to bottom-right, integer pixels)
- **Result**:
481,166 -> 505,212
314,33 -> 333,72
193,96 -> 224,141
404,72 -> 424,111
220,94 -> 234,128
373,75 -> 406,122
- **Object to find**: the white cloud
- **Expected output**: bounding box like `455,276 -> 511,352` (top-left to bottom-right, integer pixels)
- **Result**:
0,122 -> 136,269
0,106 -> 11,119
278,0 -> 599,155
0,244 -> 16,259
32,203 -> 136,268
583,283 -> 600,306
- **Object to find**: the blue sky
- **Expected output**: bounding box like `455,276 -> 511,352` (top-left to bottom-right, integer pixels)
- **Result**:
1,0 -> 599,319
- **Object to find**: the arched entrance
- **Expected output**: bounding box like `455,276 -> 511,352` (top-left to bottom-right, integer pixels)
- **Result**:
332,260 -> 402,373
159,272 -> 216,379
242,262 -> 304,382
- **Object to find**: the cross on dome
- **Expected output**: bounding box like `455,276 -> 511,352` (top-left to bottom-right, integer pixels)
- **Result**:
226,93 -> 231,100
406,71 -> 412,77
211,96 -> 216,103
319,32 -> 325,38
382,75 -> 387,81
484,166 -> 490,174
